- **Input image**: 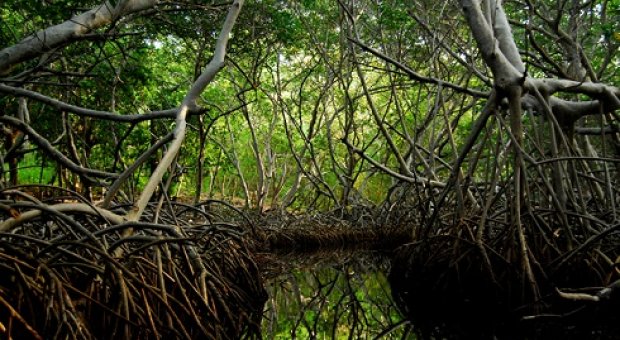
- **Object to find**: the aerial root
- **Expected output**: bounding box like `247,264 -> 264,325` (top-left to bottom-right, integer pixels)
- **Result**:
0,187 -> 266,339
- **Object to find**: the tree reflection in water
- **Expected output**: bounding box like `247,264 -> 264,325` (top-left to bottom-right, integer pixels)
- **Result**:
259,250 -> 410,339
258,248 -> 619,340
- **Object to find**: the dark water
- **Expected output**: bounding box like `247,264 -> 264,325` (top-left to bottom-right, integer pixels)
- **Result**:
260,250 -> 406,339
258,249 -> 619,340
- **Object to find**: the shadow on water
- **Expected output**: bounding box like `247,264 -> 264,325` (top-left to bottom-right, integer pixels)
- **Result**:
389,240 -> 620,340
258,247 -> 620,340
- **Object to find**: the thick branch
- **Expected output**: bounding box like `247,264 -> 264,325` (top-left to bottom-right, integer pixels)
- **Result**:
126,0 -> 244,222
0,202 -> 125,232
0,0 -> 159,74
492,0 -> 525,73
460,0 -> 522,87
522,94 -> 614,123
526,78 -> 620,107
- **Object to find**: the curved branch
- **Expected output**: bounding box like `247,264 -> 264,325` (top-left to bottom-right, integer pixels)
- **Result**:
526,78 -> 620,106
102,132 -> 174,208
0,84 -> 209,122
0,116 -> 118,179
0,202 -> 125,232
522,94 -> 615,123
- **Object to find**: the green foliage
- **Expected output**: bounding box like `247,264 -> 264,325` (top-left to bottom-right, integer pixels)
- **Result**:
1,0 -> 617,210
14,152 -> 55,184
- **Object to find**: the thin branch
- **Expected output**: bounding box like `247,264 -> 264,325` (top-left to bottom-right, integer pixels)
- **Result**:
0,116 -> 117,180
349,39 -> 489,97
102,132 -> 174,208
341,137 -> 445,188
0,84 -> 209,122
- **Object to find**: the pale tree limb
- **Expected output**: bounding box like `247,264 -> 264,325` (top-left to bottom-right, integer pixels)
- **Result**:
489,0 -> 525,73
460,0 -> 523,88
556,279 -> 620,302
526,78 -> 620,108
125,0 -> 244,222
0,0 -> 159,75
522,94 -> 614,123
556,288 -> 600,302
0,202 -> 124,232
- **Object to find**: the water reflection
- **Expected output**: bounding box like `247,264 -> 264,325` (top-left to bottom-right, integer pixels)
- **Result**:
258,248 -> 619,340
260,250 -> 408,339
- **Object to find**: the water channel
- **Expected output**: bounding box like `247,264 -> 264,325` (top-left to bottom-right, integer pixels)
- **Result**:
260,250 -> 401,339
257,249 -> 619,340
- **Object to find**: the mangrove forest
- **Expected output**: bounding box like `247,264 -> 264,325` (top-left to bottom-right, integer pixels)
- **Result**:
0,0 -> 619,338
